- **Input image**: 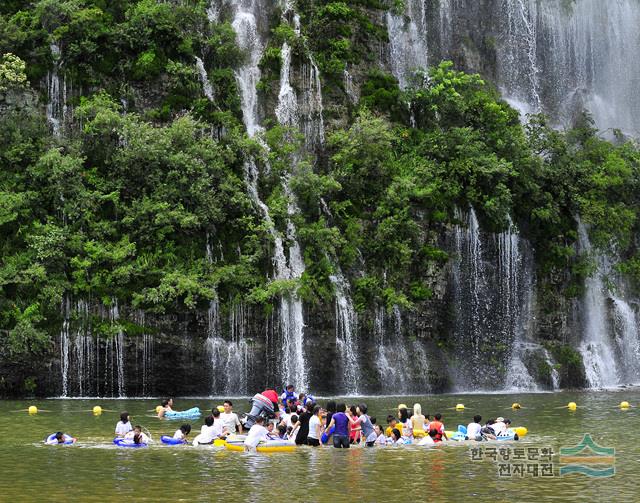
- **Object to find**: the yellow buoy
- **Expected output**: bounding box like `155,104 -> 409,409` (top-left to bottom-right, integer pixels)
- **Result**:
512,403 -> 521,410
568,402 -> 577,411
620,401 -> 630,409
217,405 -> 225,413
155,405 -> 163,414
514,427 -> 528,437
455,403 -> 465,411
92,405 -> 103,416
28,405 -> 38,415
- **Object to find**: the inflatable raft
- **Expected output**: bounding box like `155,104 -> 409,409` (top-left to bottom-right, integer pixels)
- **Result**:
161,435 -> 187,445
225,435 -> 296,453
45,433 -> 76,445
113,437 -> 148,448
164,407 -> 201,420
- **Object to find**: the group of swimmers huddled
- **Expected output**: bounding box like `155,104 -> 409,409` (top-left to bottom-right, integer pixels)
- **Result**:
43,386 -> 519,449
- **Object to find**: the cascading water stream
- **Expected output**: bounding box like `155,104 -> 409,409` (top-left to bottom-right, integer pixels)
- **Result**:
452,208 -> 536,390
206,299 -> 251,395
495,0 -> 640,132
109,300 -> 126,398
46,43 -> 66,136
230,0 -> 308,389
611,298 -> 640,384
386,0 -> 428,90
576,221 -> 619,388
60,295 -> 71,397
195,56 -> 215,102
329,272 -> 360,394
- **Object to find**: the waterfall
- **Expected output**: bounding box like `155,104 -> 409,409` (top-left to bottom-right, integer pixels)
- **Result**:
343,67 -> 359,105
374,306 -> 413,393
300,59 -> 325,150
134,310 -> 153,396
329,272 -> 360,394
109,300 -> 126,398
452,208 -> 536,390
386,0 -> 428,89
275,42 -> 298,127
195,56 -> 215,101
499,0 -> 541,116
206,299 -> 252,395
611,298 -> 640,384
500,218 -> 537,390
495,0 -> 640,133
74,300 -> 94,397
60,295 -> 71,396
576,221 -> 619,388
230,0 -> 308,389
46,43 -> 66,136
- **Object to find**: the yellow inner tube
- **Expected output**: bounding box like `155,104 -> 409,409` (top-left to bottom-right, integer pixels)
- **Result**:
413,429 -> 426,438
225,441 -> 295,453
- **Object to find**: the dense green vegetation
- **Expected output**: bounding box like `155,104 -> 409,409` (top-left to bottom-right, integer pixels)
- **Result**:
1,0 -> 640,374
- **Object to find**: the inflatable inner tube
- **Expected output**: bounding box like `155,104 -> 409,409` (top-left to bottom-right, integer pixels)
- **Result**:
164,407 -> 201,420
321,426 -> 335,444
225,438 -> 296,453
161,435 -> 187,445
113,437 -> 148,448
45,433 -> 75,445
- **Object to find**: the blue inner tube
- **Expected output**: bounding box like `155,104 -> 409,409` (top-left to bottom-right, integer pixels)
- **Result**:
45,433 -> 74,445
164,407 -> 201,420
113,437 -> 148,448
161,435 -> 186,445
321,426 -> 335,444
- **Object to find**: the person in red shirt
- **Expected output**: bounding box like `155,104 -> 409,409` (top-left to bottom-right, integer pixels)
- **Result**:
428,413 -> 449,442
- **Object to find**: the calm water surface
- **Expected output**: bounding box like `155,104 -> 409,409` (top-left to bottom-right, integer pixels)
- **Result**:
1,391 -> 637,502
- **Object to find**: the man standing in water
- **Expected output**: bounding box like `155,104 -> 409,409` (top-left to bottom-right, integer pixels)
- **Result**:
220,400 -> 243,434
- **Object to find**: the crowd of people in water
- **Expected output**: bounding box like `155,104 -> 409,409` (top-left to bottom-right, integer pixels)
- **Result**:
46,386 -> 519,450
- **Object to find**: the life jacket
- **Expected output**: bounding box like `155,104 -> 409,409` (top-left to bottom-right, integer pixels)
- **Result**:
429,421 -> 444,441
282,389 -> 296,405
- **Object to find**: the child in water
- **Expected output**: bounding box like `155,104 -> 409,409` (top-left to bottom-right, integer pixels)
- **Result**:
45,432 -> 76,445
125,425 -> 150,444
115,411 -> 132,437
374,424 -> 386,446
173,424 -> 191,441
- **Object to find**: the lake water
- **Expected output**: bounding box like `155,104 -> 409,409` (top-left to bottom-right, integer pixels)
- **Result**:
1,390 -> 636,501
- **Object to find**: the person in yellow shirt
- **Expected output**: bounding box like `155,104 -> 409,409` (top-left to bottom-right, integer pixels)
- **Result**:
385,415 -> 403,437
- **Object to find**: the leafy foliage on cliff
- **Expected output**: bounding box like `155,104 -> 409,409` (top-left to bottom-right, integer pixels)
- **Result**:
1,0 -> 640,364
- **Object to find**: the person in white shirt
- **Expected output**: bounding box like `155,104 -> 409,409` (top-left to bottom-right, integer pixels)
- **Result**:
115,411 -> 132,436
466,415 -> 483,441
193,416 -> 217,445
418,429 -> 437,446
307,406 -> 322,447
491,417 -> 507,436
173,424 -> 191,440
220,400 -> 243,434
124,425 -> 150,444
244,417 -> 268,451
374,424 -> 386,446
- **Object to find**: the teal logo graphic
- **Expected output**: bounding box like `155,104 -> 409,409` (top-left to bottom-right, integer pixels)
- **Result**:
559,434 -> 615,477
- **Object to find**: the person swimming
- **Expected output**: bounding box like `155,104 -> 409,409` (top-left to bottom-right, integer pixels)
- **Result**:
157,398 -> 174,418
45,432 -> 76,445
